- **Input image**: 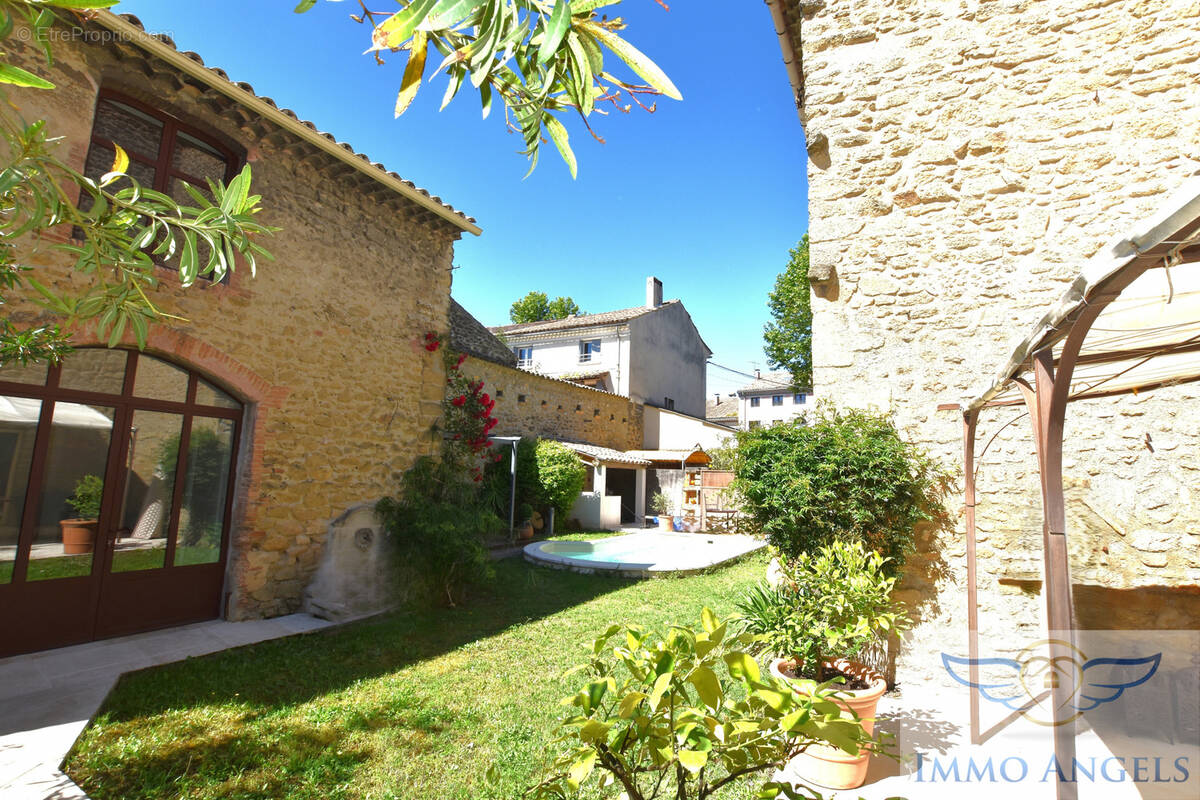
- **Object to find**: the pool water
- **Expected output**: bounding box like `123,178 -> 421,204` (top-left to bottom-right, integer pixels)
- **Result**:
524,531 -> 765,577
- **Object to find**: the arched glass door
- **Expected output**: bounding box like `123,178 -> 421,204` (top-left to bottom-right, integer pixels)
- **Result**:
0,349 -> 242,656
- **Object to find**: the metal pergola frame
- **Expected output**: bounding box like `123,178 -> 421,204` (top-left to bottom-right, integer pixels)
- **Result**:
940,178 -> 1200,800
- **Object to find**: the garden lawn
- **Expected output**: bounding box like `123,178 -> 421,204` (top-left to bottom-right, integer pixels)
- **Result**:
66,549 -> 768,800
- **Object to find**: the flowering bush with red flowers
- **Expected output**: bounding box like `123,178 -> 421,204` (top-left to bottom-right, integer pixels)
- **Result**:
422,331 -> 442,352
440,348 -> 499,482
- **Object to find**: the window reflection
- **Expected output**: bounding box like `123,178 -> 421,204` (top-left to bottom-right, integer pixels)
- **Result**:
0,396 -> 41,584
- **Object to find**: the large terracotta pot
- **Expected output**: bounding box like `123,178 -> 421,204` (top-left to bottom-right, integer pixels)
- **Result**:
771,656 -> 887,790
657,515 -> 673,531
516,520 -> 535,541
60,519 -> 99,555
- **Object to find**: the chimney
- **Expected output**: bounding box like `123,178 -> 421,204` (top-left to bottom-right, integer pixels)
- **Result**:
714,393 -> 720,405
646,276 -> 663,309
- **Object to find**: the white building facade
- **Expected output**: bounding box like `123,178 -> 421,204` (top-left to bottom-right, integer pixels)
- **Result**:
492,278 -> 713,418
736,371 -> 812,430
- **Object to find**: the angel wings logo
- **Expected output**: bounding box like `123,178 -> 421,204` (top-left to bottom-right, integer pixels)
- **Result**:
942,639 -> 1162,727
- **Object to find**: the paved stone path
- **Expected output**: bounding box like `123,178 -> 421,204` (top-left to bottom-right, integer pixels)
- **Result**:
0,614 -> 332,800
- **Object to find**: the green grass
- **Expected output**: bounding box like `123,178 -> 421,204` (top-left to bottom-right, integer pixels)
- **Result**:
0,546 -> 217,583
65,551 -> 768,800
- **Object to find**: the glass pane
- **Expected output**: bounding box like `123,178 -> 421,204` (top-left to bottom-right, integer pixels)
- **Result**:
0,396 -> 41,584
171,131 -> 228,182
132,355 -> 188,402
93,98 -> 164,160
195,378 -> 238,410
27,402 -> 115,582
111,410 -> 182,573
0,361 -> 47,386
58,349 -> 128,395
174,417 -> 234,566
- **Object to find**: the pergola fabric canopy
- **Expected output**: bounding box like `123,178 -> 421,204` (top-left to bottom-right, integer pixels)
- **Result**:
963,177 -> 1200,411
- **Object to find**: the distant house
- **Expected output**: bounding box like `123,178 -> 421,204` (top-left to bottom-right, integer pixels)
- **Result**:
705,394 -> 739,428
736,371 -> 811,430
490,277 -> 713,418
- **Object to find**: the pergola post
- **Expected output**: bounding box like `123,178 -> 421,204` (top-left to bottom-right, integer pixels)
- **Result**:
962,409 -> 981,745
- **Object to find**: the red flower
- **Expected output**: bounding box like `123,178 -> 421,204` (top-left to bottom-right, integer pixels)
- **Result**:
455,353 -> 467,368
473,474 -> 482,482
424,332 -> 437,341
425,341 -> 440,352
484,417 -> 498,431
495,454 -> 503,462
479,393 -> 490,405
451,395 -> 466,407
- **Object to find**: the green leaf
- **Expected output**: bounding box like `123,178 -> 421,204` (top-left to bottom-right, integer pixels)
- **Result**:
617,691 -> 647,719
686,666 -> 721,711
0,63 -> 54,89
542,115 -> 576,179
678,749 -> 708,774
648,671 -> 672,710
421,0 -> 478,30
579,719 -> 610,743
567,750 -> 596,784
40,1 -> 120,8
701,607 -> 718,634
479,80 -> 493,119
372,0 -> 439,51
581,21 -> 681,100
538,0 -> 571,65
395,30 -> 429,116
0,11 -> 14,39
724,652 -> 761,683
293,0 -> 318,11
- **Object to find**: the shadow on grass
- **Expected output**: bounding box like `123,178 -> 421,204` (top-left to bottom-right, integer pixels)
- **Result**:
88,558 -> 626,722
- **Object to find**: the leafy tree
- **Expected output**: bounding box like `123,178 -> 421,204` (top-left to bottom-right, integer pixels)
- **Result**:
295,0 -> 680,177
509,290 -> 582,323
0,0 -> 275,368
762,235 -> 812,391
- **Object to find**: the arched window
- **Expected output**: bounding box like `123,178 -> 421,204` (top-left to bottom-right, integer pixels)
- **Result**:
0,349 -> 243,655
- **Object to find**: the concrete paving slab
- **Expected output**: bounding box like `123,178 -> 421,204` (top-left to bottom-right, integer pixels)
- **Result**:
0,613 -> 334,800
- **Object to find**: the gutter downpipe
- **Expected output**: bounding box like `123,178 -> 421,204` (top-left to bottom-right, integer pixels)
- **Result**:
765,0 -> 804,119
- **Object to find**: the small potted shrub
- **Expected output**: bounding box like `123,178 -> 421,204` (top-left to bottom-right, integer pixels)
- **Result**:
61,474 -> 104,554
521,609 -> 870,799
515,502 -> 535,541
737,540 -> 907,790
650,490 -> 673,531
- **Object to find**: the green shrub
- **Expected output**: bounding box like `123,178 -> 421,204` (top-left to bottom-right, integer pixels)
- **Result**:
65,474 -> 103,519
523,609 -> 868,800
650,490 -> 671,515
732,405 -> 952,571
376,456 -> 502,607
736,540 -> 908,680
533,439 -> 586,520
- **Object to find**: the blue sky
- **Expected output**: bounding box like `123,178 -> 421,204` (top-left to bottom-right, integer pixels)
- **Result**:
116,0 -> 809,398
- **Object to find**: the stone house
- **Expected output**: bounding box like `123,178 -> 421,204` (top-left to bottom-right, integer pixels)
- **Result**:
768,0 -> 1200,687
490,276 -> 713,418
0,12 -> 479,657
736,370 -> 812,430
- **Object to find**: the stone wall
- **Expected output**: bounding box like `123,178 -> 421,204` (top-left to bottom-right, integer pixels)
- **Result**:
797,0 -> 1200,684
464,358 -> 644,452
4,26 -> 465,618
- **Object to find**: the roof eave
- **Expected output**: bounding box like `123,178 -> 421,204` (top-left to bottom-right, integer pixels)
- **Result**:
96,12 -> 481,237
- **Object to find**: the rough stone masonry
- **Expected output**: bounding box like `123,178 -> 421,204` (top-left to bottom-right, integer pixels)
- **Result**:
795,0 -> 1200,684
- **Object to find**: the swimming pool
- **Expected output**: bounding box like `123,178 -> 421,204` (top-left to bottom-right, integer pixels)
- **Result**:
524,531 -> 765,577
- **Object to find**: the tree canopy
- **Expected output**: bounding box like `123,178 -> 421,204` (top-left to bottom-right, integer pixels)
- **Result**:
509,290 -> 582,323
296,0 -> 679,178
762,235 -> 812,390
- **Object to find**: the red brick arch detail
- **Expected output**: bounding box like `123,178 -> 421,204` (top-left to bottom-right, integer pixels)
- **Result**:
67,328 -> 289,619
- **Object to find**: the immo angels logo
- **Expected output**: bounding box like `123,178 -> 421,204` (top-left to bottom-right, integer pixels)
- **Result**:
942,640 -> 1161,726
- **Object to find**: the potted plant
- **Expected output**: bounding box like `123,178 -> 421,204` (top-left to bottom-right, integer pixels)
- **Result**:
736,539 -> 907,790
61,474 -> 104,555
515,502 -> 535,541
650,490 -> 673,531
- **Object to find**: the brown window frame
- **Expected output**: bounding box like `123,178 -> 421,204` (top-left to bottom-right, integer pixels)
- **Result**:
84,89 -> 241,283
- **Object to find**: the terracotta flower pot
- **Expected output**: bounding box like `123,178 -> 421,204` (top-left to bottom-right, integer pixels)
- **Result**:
657,515 -> 673,531
771,656 -> 887,790
516,521 -> 534,541
60,519 -> 99,555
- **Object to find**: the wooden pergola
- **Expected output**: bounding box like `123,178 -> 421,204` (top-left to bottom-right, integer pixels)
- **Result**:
941,178 -> 1200,800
